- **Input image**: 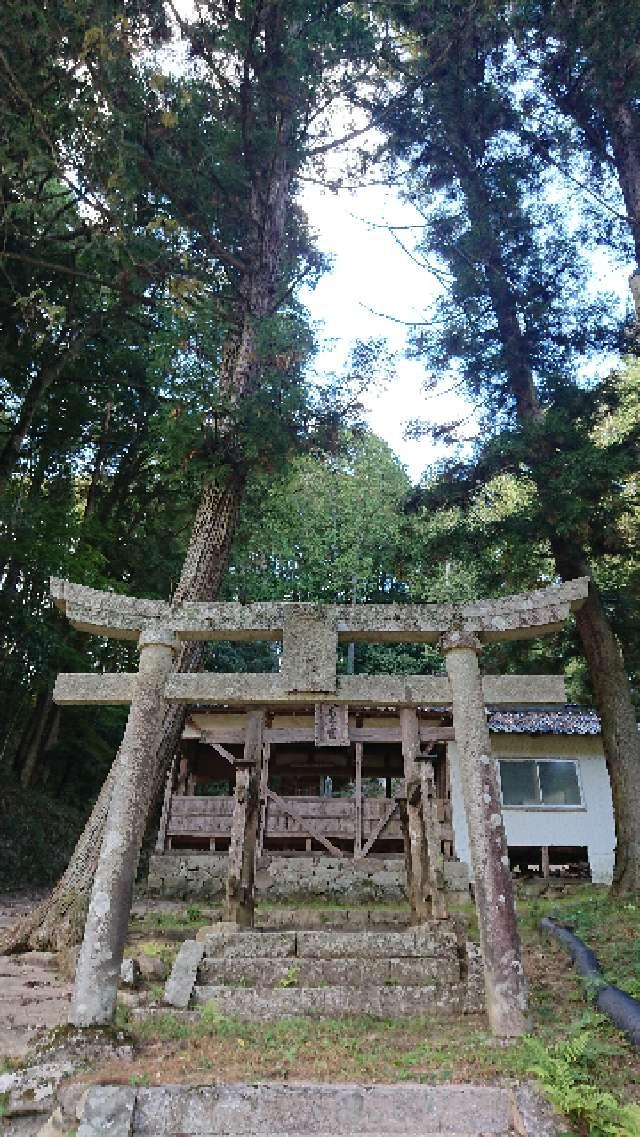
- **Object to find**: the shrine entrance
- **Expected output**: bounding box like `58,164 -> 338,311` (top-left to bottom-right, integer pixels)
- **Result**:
158,707 -> 453,862
50,575 -> 589,1038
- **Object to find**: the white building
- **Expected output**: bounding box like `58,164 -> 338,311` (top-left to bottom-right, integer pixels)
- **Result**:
448,706 -> 616,885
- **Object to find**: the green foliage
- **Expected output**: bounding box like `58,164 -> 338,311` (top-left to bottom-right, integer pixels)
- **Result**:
0,777 -> 87,891
518,1025 -> 640,1137
0,0 -> 378,811
277,964 -> 301,988
228,432 -> 411,605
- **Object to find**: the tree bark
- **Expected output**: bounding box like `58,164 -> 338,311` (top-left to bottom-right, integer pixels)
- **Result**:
608,100 -> 640,267
17,692 -> 58,788
548,538 -> 640,894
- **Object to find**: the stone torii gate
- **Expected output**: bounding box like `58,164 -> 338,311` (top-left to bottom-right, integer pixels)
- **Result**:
51,576 -> 588,1038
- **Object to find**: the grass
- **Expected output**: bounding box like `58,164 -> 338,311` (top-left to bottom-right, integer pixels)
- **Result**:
137,940 -> 178,970
87,887 -> 640,1137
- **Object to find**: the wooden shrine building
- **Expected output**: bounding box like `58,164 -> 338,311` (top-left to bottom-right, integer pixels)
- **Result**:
156,705 -> 455,863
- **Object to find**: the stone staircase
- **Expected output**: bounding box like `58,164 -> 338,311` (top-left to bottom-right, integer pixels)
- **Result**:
0,952 -> 72,1059
76,1082 -> 559,1136
164,923 -> 484,1019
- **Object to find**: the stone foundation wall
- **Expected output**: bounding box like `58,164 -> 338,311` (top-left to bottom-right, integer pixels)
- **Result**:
146,853 -> 469,902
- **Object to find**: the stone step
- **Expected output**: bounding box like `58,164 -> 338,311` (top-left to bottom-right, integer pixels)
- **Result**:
202,927 -> 460,960
80,1082 -> 527,1136
256,907 -> 412,931
163,929 -> 484,1013
198,954 -> 459,987
193,983 -> 468,1018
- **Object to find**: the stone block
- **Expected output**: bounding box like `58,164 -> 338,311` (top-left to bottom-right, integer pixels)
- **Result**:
296,930 -> 419,959
195,921 -> 239,943
216,932 -> 297,959
192,983 -> 463,1020
444,860 -> 470,890
132,1081 -> 517,1135
163,941 -> 204,1009
136,955 -> 166,981
199,955 -> 458,988
281,606 -> 338,693
0,1061 -> 75,1120
77,1086 -> 136,1136
120,958 -> 139,987
511,1082 -> 566,1137
14,952 -> 60,972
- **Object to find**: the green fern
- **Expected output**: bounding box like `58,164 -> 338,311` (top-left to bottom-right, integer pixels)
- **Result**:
520,1029 -> 640,1137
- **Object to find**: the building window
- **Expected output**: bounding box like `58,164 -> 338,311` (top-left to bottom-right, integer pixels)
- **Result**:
499,759 -> 582,808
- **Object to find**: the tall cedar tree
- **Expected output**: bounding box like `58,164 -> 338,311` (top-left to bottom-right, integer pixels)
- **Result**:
1,0 -> 376,952
381,0 -> 640,891
511,1 -> 640,273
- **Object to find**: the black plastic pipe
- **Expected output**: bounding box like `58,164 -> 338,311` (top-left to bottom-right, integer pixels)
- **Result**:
540,916 -> 640,1046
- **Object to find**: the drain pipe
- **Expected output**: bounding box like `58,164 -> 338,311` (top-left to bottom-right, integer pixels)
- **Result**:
540,917 -> 640,1046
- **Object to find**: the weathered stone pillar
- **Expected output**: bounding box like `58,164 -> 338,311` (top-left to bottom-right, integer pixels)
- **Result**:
71,624 -> 176,1026
441,629 -> 530,1038
225,709 -> 264,927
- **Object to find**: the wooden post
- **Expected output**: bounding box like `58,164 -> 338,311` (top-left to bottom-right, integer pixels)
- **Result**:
256,739 -> 270,863
442,629 -> 530,1038
354,741 -> 363,859
419,759 -> 448,920
155,757 -> 175,854
225,709 -> 264,927
401,709 -> 429,922
541,845 -> 550,881
177,756 -> 188,795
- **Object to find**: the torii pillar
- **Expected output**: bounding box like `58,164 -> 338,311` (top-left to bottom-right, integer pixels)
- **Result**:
72,624 -> 175,1026
442,629 -> 530,1037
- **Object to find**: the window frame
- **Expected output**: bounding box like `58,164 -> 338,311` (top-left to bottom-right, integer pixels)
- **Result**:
498,757 -> 585,811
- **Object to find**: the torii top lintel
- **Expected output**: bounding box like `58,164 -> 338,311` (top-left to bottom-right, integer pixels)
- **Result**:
50,576 -> 588,646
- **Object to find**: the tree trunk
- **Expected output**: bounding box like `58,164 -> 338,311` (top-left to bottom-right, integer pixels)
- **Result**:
549,537 -> 640,893
17,692 -> 57,788
0,475 -> 243,954
84,400 -> 114,519
608,100 -> 640,267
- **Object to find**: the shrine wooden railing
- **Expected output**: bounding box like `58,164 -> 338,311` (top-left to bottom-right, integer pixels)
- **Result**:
163,793 -> 453,859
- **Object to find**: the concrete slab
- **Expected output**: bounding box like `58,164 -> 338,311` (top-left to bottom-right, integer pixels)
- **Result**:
77,1086 -> 136,1137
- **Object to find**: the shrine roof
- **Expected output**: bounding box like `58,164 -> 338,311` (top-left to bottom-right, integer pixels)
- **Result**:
184,701 -> 604,735
486,705 -> 601,735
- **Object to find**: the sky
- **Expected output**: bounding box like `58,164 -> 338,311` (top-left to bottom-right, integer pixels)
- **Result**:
299,181 -> 472,483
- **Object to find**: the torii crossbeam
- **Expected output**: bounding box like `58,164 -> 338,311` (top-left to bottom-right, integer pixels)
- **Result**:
51,576 -> 588,1039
